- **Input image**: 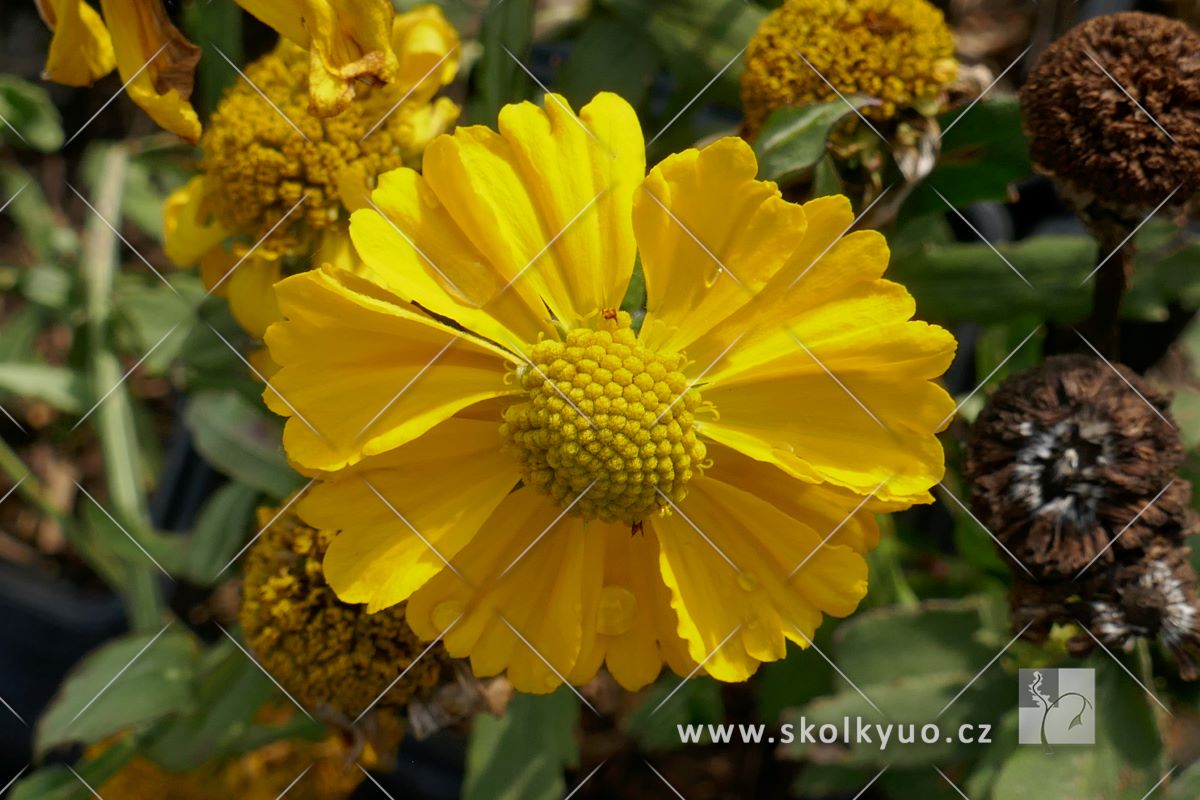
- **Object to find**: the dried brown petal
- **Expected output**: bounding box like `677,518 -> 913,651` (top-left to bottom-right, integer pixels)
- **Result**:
1019,12 -> 1200,217
965,354 -> 1188,579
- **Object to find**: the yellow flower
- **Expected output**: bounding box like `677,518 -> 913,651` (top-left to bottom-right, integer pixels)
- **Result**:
163,15 -> 459,340
36,1 -> 458,139
741,0 -> 958,136
240,504 -> 445,723
263,93 -> 956,692
36,0 -> 202,141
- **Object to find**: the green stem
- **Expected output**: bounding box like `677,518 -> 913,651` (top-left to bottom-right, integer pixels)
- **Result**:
78,145 -> 163,631
1135,639 -> 1170,771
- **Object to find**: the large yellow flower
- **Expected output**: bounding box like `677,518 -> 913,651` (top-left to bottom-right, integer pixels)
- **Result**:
37,1 -> 458,140
264,93 -> 956,692
163,11 -> 459,343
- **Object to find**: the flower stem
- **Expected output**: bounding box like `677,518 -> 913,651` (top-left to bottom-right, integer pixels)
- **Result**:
1084,225 -> 1135,359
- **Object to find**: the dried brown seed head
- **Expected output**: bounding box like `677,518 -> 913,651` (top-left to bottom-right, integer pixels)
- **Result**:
965,354 -> 1188,579
1020,12 -> 1200,218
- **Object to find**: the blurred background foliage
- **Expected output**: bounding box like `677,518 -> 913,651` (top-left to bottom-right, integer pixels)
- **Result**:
0,0 -> 1199,799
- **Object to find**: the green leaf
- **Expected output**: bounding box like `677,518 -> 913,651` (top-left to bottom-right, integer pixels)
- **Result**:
600,0 -> 763,109
182,0 -> 243,115
902,96 -> 1031,219
35,630 -> 197,757
178,482 -> 261,585
464,689 -> 580,800
467,0 -> 535,125
780,670 -> 1008,767
556,16 -> 660,111
0,164 -> 77,261
184,390 -> 302,499
991,657 -> 1163,800
0,76 -> 64,152
0,363 -> 88,412
143,639 -> 319,770
753,98 -> 875,183
831,599 -> 999,687
622,675 -> 723,751
10,735 -> 141,800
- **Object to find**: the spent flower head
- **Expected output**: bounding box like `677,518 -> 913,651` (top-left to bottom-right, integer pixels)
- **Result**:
1020,12 -> 1200,218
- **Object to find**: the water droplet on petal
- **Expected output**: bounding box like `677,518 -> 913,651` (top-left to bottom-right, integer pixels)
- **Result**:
596,585 -> 637,635
737,572 -> 759,592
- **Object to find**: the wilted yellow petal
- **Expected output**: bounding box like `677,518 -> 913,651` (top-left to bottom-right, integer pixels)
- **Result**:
163,177 -> 228,268
235,0 -> 399,117
98,0 -> 202,142
391,4 -> 460,100
36,0 -> 116,86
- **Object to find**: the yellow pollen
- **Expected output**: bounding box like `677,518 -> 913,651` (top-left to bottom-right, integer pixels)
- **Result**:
500,311 -> 707,524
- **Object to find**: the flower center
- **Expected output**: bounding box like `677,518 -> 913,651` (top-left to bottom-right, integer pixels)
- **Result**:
500,311 -> 707,524
1010,416 -> 1114,526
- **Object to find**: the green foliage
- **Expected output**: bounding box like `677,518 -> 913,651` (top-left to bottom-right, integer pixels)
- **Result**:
35,629 -> 198,758
0,76 -> 64,152
467,0 -> 536,125
464,689 -> 580,800
754,98 -> 875,183
183,389 -> 303,499
556,16 -> 659,111
622,676 -> 724,751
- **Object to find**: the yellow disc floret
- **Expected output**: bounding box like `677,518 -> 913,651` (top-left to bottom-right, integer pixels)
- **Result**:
501,311 -> 707,524
740,0 -> 958,136
199,39 -> 457,257
240,505 -> 444,721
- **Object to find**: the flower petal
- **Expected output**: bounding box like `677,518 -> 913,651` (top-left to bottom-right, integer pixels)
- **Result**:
391,5 -> 460,100
568,521 -> 696,690
420,92 -> 644,331
406,488 -> 603,694
263,267 -> 518,472
634,137 -> 809,355
704,442 -> 882,553
304,415 -> 519,613
349,168 -> 554,348
226,258 -> 282,340
164,177 -> 229,268
652,477 -> 869,682
234,0 -> 398,117
699,354 -> 954,504
98,0 -> 202,142
36,0 -> 116,86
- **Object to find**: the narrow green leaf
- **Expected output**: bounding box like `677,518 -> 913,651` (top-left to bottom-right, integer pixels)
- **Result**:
464,689 -> 580,800
0,363 -> 88,412
467,0 -> 535,125
35,630 -> 197,757
622,676 -> 723,751
754,97 -> 875,183
184,390 -> 302,499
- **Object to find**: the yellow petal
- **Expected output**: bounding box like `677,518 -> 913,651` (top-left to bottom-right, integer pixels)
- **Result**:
699,353 -> 955,504
634,137 -> 808,355
652,477 -> 868,682
98,0 -> 202,142
567,522 -> 697,690
235,0 -> 399,117
421,92 -> 644,331
391,5 -> 460,101
302,416 -> 519,612
36,0 -> 116,86
407,488 -> 603,694
163,177 -> 228,268
705,443 -> 882,553
349,168 -> 553,349
226,258 -> 282,340
314,226 -> 361,271
263,267 -> 518,472
198,248 -> 235,296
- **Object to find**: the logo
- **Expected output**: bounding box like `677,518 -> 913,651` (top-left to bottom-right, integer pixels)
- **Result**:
1018,668 -> 1095,745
